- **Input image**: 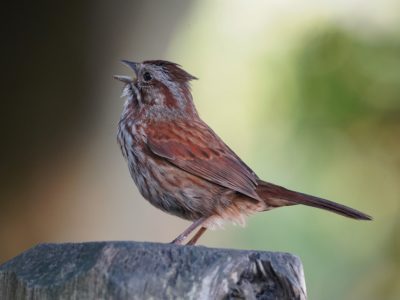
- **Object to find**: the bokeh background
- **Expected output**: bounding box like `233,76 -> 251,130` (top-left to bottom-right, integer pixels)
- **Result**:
1,1 -> 399,299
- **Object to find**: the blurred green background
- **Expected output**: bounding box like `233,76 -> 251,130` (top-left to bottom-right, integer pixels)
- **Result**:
1,1 -> 399,299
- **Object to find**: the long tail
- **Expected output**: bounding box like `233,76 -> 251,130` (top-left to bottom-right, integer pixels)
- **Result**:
256,180 -> 372,220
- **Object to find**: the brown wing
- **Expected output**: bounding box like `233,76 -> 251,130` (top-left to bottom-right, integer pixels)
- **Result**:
146,120 -> 260,200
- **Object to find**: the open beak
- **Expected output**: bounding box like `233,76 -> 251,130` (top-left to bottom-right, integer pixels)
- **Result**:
114,60 -> 140,83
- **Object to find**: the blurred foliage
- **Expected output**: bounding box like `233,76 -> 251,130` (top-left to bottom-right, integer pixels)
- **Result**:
271,27 -> 400,300
292,28 -> 400,138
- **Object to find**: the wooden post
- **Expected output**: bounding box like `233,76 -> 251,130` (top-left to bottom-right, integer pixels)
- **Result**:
0,241 -> 307,299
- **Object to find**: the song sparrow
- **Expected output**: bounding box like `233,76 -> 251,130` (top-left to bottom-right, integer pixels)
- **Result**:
114,60 -> 371,245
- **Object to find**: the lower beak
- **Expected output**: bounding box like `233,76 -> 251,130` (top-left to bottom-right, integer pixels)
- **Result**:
113,75 -> 133,83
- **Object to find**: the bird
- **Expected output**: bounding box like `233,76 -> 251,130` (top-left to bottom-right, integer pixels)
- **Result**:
114,59 -> 372,245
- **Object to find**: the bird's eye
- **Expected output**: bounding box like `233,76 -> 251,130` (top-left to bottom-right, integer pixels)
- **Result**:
143,72 -> 152,82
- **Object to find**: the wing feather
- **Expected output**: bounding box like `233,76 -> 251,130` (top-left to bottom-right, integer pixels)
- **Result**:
146,120 -> 260,200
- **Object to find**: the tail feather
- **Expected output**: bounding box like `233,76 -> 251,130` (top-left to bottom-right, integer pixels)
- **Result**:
256,180 -> 372,220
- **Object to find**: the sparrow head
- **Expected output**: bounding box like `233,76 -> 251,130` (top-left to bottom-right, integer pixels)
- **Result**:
115,59 -> 199,120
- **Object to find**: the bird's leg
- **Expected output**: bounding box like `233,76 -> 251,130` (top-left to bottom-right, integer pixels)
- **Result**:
186,227 -> 207,245
170,218 -> 206,245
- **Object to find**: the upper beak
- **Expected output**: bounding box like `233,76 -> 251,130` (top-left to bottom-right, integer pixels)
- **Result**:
121,60 -> 139,75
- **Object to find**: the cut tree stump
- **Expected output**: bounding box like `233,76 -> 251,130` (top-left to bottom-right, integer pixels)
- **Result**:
0,241 -> 307,299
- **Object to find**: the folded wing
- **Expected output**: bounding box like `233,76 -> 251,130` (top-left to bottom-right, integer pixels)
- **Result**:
146,120 -> 260,200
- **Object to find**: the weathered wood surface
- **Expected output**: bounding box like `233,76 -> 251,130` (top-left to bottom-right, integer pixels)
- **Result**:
0,241 -> 306,299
